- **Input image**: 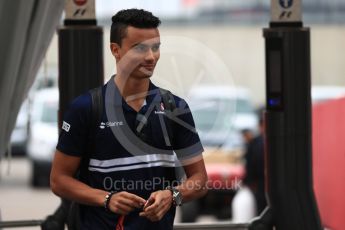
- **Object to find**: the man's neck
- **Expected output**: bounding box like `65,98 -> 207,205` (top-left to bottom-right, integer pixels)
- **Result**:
114,74 -> 150,111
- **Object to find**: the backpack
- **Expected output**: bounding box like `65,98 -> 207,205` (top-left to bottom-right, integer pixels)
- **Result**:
66,86 -> 180,230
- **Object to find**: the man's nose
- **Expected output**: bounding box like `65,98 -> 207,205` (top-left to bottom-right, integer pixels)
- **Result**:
145,49 -> 155,61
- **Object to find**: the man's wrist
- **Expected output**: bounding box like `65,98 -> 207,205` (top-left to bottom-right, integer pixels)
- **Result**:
104,191 -> 116,211
165,186 -> 183,207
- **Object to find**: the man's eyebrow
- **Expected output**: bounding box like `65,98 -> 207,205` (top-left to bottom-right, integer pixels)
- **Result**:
130,42 -> 161,49
130,42 -> 145,48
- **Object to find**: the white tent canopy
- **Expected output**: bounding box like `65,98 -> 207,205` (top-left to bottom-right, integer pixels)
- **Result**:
0,0 -> 64,158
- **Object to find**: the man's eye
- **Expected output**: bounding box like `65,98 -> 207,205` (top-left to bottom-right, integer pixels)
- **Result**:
134,45 -> 147,52
152,44 -> 160,52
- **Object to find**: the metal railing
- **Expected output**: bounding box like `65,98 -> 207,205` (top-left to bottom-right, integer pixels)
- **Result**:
0,220 -> 43,228
174,222 -> 249,230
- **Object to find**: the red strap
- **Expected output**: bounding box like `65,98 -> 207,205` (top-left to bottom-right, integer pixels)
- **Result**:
115,215 -> 125,230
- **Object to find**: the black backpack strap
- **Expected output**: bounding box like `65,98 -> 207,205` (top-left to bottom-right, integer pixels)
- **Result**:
158,87 -> 176,147
89,86 -> 103,135
77,86 -> 103,182
159,88 -> 186,182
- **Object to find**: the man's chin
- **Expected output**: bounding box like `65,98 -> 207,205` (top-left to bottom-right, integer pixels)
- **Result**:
131,73 -> 152,80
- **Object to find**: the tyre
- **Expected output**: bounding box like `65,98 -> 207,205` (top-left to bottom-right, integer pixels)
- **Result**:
31,161 -> 51,187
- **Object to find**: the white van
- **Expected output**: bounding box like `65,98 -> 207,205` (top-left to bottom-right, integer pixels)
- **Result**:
27,88 -> 59,187
187,85 -> 258,151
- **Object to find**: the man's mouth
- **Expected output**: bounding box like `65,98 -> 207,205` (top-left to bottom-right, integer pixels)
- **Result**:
138,65 -> 155,76
140,65 -> 155,71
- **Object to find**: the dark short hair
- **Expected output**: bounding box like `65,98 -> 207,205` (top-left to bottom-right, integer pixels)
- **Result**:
110,9 -> 161,46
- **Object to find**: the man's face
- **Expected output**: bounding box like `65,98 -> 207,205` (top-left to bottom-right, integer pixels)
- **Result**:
111,26 -> 161,79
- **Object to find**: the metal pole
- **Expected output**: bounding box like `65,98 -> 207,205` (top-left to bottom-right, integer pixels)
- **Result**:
0,220 -> 43,228
174,222 -> 249,230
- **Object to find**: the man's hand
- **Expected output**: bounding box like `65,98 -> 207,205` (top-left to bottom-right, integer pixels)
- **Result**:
108,191 -> 146,215
139,190 -> 173,222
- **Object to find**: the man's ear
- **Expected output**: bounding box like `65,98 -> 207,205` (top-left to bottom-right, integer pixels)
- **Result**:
110,43 -> 120,60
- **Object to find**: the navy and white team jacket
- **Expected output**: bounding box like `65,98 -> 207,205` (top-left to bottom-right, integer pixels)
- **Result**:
56,78 -> 204,230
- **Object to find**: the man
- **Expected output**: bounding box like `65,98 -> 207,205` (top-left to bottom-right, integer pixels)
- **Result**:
50,9 -> 207,229
243,109 -> 266,215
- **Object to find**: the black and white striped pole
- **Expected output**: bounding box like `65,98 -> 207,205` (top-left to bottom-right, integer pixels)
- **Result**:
249,0 -> 323,229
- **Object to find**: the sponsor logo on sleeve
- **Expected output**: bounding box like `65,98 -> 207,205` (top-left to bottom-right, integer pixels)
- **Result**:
62,121 -> 71,132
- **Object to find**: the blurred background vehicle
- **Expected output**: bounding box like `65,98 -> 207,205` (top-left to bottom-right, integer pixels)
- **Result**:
27,88 -> 59,187
180,85 -> 258,222
9,100 -> 30,156
8,65 -> 57,157
188,85 -> 258,150
311,85 -> 345,104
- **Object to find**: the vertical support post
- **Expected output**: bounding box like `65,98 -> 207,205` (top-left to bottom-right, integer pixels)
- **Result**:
58,0 -> 104,129
249,1 -> 323,229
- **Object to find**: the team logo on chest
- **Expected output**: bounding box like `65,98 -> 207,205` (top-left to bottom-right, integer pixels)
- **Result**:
99,121 -> 124,129
154,102 -> 166,115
